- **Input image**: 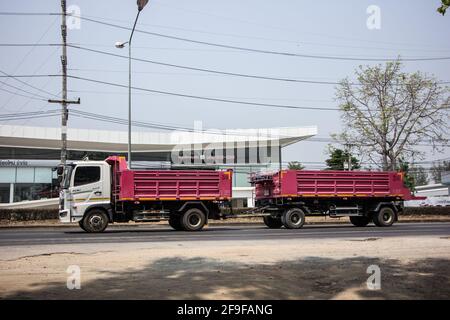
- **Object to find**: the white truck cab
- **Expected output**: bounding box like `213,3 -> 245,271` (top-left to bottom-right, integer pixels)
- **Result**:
59,160 -> 111,226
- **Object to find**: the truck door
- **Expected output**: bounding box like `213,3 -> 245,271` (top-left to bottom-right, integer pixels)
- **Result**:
69,165 -> 106,219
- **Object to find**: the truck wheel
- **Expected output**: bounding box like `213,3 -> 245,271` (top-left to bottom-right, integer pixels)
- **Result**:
373,207 -> 396,227
281,208 -> 305,229
78,220 -> 88,232
181,208 -> 206,231
168,215 -> 183,231
349,216 -> 370,227
83,209 -> 109,233
263,216 -> 282,229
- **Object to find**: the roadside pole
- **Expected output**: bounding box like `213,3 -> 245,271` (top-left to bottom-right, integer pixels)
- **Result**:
48,0 -> 80,172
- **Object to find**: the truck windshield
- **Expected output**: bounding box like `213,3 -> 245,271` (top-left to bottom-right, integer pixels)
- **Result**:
63,166 -> 73,189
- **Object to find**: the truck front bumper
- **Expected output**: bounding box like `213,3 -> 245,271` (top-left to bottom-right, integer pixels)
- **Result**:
59,209 -> 71,223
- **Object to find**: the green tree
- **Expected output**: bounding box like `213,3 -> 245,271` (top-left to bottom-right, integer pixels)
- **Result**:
325,147 -> 361,170
335,60 -> 449,171
438,0 -> 450,15
397,159 -> 415,191
287,161 -> 304,170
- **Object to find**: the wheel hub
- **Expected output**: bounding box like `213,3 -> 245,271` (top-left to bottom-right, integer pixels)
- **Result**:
188,213 -> 201,227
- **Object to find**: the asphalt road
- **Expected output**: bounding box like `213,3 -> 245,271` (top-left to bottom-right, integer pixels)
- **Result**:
0,222 -> 449,246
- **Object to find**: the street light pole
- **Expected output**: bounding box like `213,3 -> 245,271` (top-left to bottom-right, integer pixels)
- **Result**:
116,0 -> 148,169
128,10 -> 140,168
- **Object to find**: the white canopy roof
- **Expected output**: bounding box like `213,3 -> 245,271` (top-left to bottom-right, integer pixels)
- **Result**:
0,125 -> 318,153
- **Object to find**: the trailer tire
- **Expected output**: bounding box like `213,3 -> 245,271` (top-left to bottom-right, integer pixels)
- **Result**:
281,208 -> 305,229
82,209 -> 109,233
181,208 -> 206,231
349,216 -> 370,227
168,215 -> 183,231
263,216 -> 282,229
373,207 -> 396,227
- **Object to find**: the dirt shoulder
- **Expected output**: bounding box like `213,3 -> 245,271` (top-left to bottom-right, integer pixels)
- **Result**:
0,234 -> 449,300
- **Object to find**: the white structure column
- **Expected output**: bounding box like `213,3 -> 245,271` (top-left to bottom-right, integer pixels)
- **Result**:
9,183 -> 14,203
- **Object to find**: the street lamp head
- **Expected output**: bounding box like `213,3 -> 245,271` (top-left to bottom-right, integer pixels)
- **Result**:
115,41 -> 127,49
137,0 -> 149,11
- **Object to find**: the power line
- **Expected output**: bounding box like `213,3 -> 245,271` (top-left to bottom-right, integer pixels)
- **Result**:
3,44 -> 450,85
67,75 -> 339,111
0,109 -> 61,121
2,12 -> 450,62
80,13 -> 450,54
76,15 -> 450,62
0,74 -> 61,78
69,45 -> 354,85
5,44 -> 449,85
0,16 -> 59,113
0,69 -> 59,99
0,83 -> 47,101
67,88 -> 336,103
0,110 -> 60,118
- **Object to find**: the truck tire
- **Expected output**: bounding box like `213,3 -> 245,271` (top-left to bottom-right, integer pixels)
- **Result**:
82,209 -> 109,233
168,215 -> 183,231
349,216 -> 370,227
78,220 -> 88,232
263,216 -> 282,229
281,208 -> 305,229
181,208 -> 206,231
373,207 -> 396,227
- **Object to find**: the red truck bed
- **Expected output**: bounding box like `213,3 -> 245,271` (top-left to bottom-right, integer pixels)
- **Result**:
106,156 -> 232,201
252,170 -> 419,201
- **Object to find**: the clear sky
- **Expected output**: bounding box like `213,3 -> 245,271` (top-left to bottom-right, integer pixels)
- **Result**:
0,0 -> 449,169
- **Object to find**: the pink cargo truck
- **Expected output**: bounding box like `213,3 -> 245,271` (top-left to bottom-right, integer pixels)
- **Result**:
250,170 -> 425,229
59,156 -> 232,232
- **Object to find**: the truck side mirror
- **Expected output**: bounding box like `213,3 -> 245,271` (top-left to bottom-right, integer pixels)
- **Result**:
56,166 -> 64,176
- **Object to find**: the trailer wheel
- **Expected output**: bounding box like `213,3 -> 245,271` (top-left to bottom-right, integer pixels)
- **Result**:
181,208 -> 206,231
82,209 -> 109,233
263,216 -> 282,229
281,208 -> 305,229
373,207 -> 395,227
168,215 -> 183,231
349,216 -> 370,227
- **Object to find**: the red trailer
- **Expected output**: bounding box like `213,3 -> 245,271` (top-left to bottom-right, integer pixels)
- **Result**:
59,156 -> 232,232
250,169 -> 424,229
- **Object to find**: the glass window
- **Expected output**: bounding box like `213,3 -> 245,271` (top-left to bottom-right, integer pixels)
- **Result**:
0,168 -> 16,183
74,166 -> 100,186
34,167 -> 52,183
16,168 -> 34,183
0,183 -> 10,203
14,183 -> 53,202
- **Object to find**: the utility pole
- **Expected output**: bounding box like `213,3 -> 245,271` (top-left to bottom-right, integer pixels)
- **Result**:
49,0 -> 80,168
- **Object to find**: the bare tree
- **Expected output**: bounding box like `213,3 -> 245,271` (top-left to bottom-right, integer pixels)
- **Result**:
335,60 -> 449,171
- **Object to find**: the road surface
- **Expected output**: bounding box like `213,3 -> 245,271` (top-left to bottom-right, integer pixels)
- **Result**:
1,222 -> 449,299
0,222 -> 449,246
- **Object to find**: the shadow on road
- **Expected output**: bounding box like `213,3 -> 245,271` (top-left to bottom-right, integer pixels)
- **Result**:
3,256 -> 449,299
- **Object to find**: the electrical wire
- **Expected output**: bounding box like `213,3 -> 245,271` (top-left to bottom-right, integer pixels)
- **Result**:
2,12 -> 450,61
69,45 -> 355,85
0,86 -> 47,101
0,80 -> 49,100
67,75 -> 339,111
